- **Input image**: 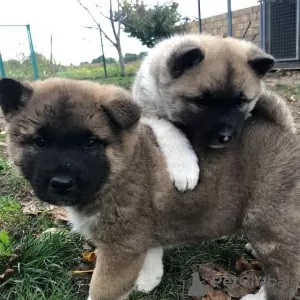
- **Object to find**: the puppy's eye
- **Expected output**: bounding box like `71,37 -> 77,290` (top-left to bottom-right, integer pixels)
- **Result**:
238,92 -> 247,105
83,138 -> 99,150
33,137 -> 47,148
202,90 -> 212,98
240,92 -> 247,100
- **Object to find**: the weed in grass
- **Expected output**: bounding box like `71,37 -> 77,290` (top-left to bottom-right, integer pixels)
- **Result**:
0,230 -> 13,257
0,196 -> 28,235
0,230 -> 86,300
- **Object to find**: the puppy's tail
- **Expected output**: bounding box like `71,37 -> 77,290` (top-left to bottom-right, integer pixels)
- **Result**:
253,87 -> 297,134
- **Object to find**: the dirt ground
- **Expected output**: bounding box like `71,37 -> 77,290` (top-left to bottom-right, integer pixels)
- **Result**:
265,71 -> 300,132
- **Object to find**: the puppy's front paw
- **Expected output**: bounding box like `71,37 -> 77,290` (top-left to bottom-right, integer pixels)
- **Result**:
167,151 -> 200,192
142,117 -> 199,192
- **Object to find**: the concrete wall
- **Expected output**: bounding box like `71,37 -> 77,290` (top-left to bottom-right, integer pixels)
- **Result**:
184,5 -> 260,46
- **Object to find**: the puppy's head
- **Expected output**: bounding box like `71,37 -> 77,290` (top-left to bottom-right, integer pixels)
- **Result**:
0,78 -> 141,207
151,34 -> 274,148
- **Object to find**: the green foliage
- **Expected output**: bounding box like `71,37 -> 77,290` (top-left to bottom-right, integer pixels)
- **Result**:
0,230 -> 12,257
91,55 -> 116,64
123,52 -> 147,63
139,51 -> 148,59
124,53 -> 139,63
0,195 -> 27,235
2,52 -> 140,81
121,0 -> 182,48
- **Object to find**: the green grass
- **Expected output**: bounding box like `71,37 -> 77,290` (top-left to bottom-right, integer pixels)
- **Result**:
0,231 -> 86,300
95,75 -> 134,90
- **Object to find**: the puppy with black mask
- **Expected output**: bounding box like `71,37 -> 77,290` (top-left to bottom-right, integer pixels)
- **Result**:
132,33 -> 295,191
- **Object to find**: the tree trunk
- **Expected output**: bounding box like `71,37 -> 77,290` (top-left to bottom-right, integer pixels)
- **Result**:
116,42 -> 125,77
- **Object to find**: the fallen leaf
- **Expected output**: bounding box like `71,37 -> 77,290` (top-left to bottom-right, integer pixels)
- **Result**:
197,263 -> 235,288
0,268 -> 15,282
72,270 -> 94,275
19,199 -> 68,222
82,251 -> 97,263
195,261 -> 261,299
225,269 -> 260,298
48,206 -> 68,222
238,270 -> 260,289
20,200 -> 39,215
4,269 -> 14,276
248,261 -> 263,273
198,287 -> 230,300
235,256 -> 249,272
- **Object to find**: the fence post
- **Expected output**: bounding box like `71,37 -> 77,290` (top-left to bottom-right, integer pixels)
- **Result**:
227,0 -> 232,37
259,0 -> 266,50
197,0 -> 202,32
26,24 -> 39,80
0,53 -> 6,77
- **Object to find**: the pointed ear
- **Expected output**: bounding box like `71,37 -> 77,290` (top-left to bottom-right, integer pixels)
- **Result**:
102,98 -> 142,129
168,46 -> 205,78
0,78 -> 33,120
248,52 -> 275,78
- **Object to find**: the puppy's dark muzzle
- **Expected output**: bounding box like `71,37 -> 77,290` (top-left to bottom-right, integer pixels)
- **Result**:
217,128 -> 234,144
50,174 -> 74,194
209,126 -> 236,149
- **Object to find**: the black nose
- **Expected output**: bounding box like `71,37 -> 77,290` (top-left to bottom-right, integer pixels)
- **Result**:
217,129 -> 234,144
50,175 -> 74,192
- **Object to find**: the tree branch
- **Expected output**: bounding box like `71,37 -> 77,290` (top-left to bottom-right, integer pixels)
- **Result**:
76,0 -> 99,28
117,0 -> 121,37
109,0 -> 119,41
76,0 -> 116,46
94,2 -> 111,20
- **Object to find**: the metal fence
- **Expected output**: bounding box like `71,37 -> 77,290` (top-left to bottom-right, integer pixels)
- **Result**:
265,0 -> 299,61
194,0 -> 300,68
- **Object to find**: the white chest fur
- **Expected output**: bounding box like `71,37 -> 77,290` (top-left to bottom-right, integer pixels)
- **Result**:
66,207 -> 100,240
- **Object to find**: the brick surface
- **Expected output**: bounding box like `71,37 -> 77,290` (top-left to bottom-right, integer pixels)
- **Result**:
184,5 -> 260,43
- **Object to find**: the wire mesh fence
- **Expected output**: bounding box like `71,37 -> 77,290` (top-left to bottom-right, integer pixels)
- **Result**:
187,0 -> 300,66
265,0 -> 299,61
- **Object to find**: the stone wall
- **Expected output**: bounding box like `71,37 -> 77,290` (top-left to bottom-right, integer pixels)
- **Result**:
185,5 -> 260,46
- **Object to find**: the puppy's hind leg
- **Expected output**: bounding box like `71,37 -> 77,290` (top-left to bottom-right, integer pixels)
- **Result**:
243,229 -> 300,299
134,246 -> 164,293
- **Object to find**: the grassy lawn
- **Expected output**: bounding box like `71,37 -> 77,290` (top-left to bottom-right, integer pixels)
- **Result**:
95,75 -> 134,90
2,75 -> 283,300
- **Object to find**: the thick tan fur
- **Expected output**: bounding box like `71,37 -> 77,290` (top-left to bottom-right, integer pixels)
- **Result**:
1,79 -> 300,300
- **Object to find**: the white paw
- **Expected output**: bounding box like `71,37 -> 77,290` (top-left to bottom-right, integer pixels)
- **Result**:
240,286 -> 266,300
87,297 -> 92,300
167,150 -> 200,192
135,247 -> 164,293
141,117 -> 200,192
245,243 -> 258,258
